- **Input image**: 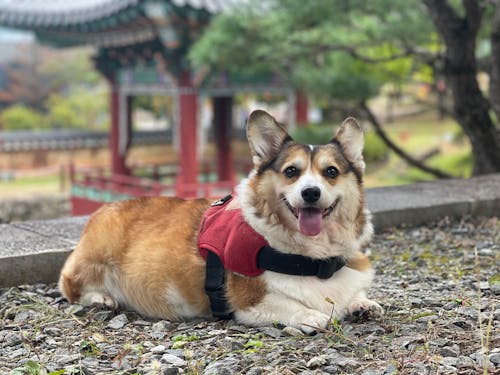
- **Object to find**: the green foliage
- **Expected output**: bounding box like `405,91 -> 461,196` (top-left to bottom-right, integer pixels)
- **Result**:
45,87 -> 108,130
291,125 -> 388,164
9,360 -> 45,375
291,124 -> 334,144
190,0 -> 433,103
0,104 -> 46,130
364,131 -> 388,164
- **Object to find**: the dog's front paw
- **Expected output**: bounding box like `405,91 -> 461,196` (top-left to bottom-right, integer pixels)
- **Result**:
294,310 -> 331,334
80,291 -> 118,310
348,298 -> 383,320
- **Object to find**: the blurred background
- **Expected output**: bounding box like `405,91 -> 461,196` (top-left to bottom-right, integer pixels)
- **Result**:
0,0 -> 498,222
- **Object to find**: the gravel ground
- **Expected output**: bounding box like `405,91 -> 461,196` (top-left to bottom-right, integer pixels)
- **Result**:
1,216 -> 499,375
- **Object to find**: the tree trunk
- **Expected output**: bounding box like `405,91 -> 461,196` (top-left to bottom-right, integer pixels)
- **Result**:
489,3 -> 500,122
424,0 -> 500,175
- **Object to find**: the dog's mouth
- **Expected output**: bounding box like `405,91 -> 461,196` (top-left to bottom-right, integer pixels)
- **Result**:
283,196 -> 340,236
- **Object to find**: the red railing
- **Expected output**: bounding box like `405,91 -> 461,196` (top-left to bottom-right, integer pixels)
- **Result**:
69,164 -> 236,215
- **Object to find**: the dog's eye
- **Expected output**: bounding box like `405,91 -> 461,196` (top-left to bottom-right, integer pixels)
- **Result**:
324,166 -> 339,179
284,166 -> 299,178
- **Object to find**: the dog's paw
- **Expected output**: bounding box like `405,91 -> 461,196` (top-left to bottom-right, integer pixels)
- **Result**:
348,299 -> 383,321
81,291 -> 118,310
296,311 -> 331,334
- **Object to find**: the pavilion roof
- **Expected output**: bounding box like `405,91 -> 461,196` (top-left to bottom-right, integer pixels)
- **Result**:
0,0 -> 237,47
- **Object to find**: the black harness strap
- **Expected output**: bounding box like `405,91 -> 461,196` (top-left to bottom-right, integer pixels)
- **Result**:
257,246 -> 346,279
204,251 -> 233,320
204,246 -> 346,320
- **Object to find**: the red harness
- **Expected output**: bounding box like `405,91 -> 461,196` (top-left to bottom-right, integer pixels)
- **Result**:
198,195 -> 268,277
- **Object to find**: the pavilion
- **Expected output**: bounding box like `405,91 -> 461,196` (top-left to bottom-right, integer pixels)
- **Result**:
0,0 -> 308,214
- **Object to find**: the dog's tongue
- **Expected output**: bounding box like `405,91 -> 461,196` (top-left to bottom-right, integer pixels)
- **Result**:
298,208 -> 323,236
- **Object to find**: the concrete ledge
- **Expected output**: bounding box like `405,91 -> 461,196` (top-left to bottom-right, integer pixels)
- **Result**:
0,174 -> 499,287
367,173 -> 500,229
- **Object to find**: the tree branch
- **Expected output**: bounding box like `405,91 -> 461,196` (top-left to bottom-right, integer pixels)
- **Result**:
360,101 -> 453,179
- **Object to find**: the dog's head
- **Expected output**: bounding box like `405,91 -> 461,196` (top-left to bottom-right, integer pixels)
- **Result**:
244,110 -> 367,239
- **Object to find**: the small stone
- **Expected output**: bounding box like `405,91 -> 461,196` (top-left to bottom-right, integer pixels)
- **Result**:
94,310 -> 112,321
491,283 -> 500,295
14,309 -> 39,323
438,345 -> 460,357
65,304 -> 85,316
479,281 -> 490,290
151,345 -> 167,354
415,315 -> 438,323
409,297 -> 424,307
443,302 -> 457,310
56,353 -> 80,365
161,366 -> 181,375
133,319 -> 152,326
161,353 -> 186,367
489,353 -> 500,365
328,351 -> 358,367
150,320 -> 174,339
107,314 -> 129,329
10,348 -> 27,359
4,332 -> 22,346
456,356 -> 475,367
202,358 -> 238,375
306,355 -> 328,368
382,363 -> 398,374
260,326 -> 282,338
44,327 -> 62,336
246,367 -> 263,375
282,326 -> 303,337
478,248 -> 493,256
227,324 -> 248,333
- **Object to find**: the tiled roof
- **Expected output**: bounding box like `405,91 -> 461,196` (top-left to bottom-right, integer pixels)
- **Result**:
0,0 -> 140,26
0,0 -> 239,28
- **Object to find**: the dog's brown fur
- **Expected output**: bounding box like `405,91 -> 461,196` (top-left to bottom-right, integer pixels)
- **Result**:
59,110 -> 382,332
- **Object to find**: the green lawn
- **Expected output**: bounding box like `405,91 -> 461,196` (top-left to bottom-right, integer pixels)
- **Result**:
364,114 -> 471,187
0,173 -> 66,198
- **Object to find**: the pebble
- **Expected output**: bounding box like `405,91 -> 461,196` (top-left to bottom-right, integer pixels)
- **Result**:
306,355 -> 328,368
65,304 -> 85,316
282,326 -> 303,336
150,344 -> 167,354
491,283 -> 500,295
107,313 -> 129,329
260,326 -> 282,338
437,344 -> 460,357
161,353 -> 186,367
490,353 -> 500,365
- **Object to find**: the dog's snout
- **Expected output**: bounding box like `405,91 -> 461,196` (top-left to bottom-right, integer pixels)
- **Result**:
301,187 -> 321,203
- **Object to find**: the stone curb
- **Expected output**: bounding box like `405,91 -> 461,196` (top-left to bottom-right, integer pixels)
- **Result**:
0,174 -> 499,288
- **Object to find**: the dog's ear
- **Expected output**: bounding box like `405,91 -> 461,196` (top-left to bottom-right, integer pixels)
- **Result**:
335,117 -> 365,170
247,110 -> 291,167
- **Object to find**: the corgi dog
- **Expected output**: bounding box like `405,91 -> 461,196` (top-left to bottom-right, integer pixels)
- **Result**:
59,110 -> 382,333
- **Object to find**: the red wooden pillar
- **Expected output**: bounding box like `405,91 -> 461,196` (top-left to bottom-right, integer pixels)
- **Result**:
213,96 -> 234,183
110,80 -> 129,175
296,91 -> 309,126
176,71 -> 199,197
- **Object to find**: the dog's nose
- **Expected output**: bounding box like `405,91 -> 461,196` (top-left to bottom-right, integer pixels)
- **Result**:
301,187 -> 321,203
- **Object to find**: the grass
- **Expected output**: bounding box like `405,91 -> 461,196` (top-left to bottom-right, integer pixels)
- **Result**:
364,113 -> 471,187
0,174 -> 66,198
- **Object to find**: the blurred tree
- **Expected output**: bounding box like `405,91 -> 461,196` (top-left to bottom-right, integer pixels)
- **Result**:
190,0 -> 500,176
0,104 -> 46,130
45,87 -> 108,129
0,45 -> 108,130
